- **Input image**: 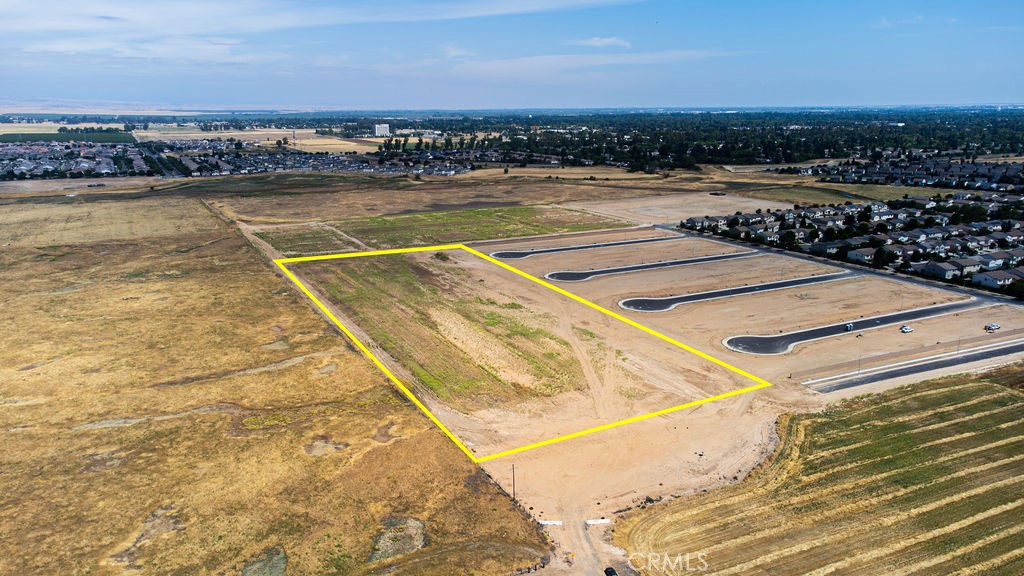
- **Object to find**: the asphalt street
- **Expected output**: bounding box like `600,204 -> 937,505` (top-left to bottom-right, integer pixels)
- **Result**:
725,299 -> 986,354
545,251 -> 758,282
812,341 -> 1024,393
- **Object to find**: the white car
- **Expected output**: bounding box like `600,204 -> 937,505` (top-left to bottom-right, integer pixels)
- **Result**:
985,323 -> 1001,331
899,325 -> 914,333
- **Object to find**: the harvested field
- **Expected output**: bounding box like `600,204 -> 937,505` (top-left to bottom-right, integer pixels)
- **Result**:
615,364 -> 1024,575
0,198 -> 546,574
0,122 -> 124,133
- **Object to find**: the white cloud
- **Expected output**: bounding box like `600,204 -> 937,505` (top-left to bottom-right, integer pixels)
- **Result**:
0,0 -> 638,66
875,15 -> 925,29
0,0 -> 638,35
565,36 -> 631,48
453,49 -> 727,80
441,42 -> 477,59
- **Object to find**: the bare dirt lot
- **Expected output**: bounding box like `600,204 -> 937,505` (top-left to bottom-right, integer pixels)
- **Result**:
289,247 -> 757,458
492,236 -> 751,279
572,253 -> 840,301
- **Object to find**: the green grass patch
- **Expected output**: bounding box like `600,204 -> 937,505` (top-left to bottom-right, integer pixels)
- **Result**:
301,253 -> 584,411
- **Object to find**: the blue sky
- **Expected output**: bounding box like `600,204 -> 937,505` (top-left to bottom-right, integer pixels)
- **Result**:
2,0 -> 1022,110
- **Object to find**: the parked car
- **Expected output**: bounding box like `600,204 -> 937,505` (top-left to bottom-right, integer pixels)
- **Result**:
985,323 -> 1001,331
900,325 -> 914,333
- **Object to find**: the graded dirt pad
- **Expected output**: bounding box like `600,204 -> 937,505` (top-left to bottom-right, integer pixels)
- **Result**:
563,253 -> 842,303
289,247 -> 756,459
0,199 -> 545,574
633,274 -> 965,348
615,366 -> 1024,575
495,236 -> 751,280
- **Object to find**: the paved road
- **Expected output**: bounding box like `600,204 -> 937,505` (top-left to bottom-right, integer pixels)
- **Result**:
490,235 -> 685,259
546,251 -> 759,282
620,272 -> 856,311
812,341 -> 1024,393
725,299 -> 984,355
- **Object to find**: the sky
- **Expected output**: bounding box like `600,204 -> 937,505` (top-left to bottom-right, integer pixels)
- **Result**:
1,0 -> 1022,111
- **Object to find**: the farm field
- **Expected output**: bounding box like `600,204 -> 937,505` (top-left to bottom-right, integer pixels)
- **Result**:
0,131 -> 135,143
0,197 -> 547,574
615,364 -> 1024,576
133,125 -> 382,152
0,122 -> 124,133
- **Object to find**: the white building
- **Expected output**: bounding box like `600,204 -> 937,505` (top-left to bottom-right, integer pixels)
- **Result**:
374,123 -> 391,137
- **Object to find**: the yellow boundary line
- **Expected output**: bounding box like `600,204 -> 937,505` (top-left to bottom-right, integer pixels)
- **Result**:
275,244 -> 773,463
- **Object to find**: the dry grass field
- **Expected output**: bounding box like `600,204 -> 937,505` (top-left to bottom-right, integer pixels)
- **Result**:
0,122 -> 124,134
133,125 -> 381,153
0,198 -> 547,575
615,363 -> 1024,575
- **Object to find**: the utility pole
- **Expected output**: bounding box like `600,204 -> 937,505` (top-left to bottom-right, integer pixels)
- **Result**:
512,464 -> 516,501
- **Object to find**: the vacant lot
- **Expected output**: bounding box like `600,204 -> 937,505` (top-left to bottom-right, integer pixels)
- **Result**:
253,224 -> 363,256
616,364 -> 1024,575
498,236 -> 750,279
291,247 -> 753,458
331,205 -> 625,249
0,198 -> 545,574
